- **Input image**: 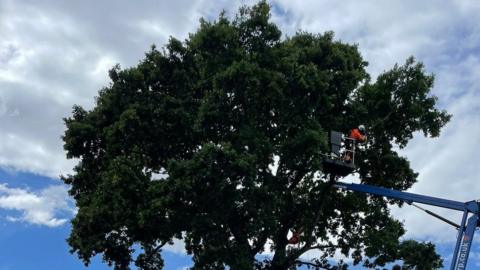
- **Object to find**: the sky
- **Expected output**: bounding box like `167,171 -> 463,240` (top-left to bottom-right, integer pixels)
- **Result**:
0,0 -> 479,269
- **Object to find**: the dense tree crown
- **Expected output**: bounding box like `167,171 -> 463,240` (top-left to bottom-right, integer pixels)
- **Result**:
63,2 -> 450,270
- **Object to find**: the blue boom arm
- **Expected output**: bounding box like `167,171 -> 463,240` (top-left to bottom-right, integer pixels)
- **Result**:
333,181 -> 479,270
334,182 -> 478,213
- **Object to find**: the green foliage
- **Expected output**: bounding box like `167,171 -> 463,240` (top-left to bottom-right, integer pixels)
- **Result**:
403,240 -> 444,269
394,240 -> 444,269
62,1 -> 450,269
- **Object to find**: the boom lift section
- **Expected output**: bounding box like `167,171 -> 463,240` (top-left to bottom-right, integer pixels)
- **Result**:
321,130 -> 479,269
334,181 -> 480,270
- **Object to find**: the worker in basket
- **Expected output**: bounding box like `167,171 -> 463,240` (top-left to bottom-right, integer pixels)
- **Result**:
343,125 -> 367,163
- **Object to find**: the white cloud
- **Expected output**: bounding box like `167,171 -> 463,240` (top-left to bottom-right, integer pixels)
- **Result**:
390,58 -> 480,243
270,0 -> 480,75
0,183 -> 74,227
0,0 -> 239,178
0,133 -> 76,178
164,237 -> 187,255
0,0 -> 265,179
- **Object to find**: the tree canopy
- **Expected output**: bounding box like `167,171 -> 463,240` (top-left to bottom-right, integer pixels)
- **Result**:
62,2 -> 450,269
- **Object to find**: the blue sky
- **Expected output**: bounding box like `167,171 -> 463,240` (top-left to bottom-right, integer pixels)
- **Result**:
0,0 -> 480,269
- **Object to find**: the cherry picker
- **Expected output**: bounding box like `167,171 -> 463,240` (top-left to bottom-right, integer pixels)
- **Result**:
322,131 -> 479,270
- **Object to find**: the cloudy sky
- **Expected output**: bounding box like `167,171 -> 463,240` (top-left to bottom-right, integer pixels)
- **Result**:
0,0 -> 479,269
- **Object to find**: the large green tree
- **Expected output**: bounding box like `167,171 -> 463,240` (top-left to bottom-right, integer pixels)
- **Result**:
63,2 -> 449,269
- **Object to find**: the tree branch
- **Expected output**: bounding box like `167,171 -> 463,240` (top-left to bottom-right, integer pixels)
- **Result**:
287,244 -> 338,266
283,176 -> 337,267
294,259 -> 336,270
